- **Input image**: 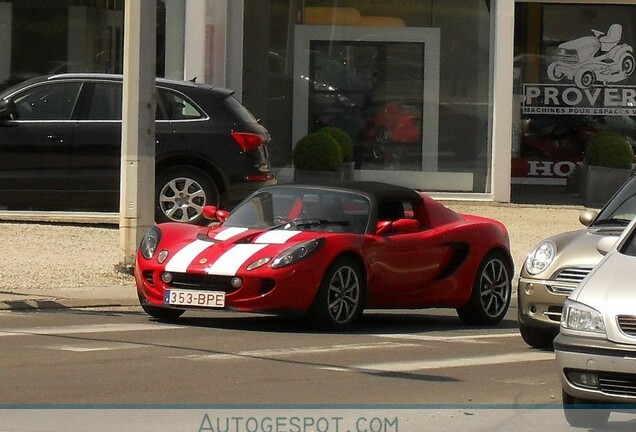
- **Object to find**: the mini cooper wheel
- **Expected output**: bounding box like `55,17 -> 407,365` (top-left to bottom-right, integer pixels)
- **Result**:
519,323 -> 556,350
156,166 -> 220,224
137,292 -> 185,321
309,257 -> 365,330
457,251 -> 512,326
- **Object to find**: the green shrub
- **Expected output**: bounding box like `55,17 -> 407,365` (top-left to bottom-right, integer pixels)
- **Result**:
317,126 -> 354,162
585,131 -> 634,169
293,132 -> 343,172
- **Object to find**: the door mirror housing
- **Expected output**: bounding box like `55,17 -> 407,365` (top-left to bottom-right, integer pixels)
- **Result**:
0,98 -> 17,121
375,218 -> 419,235
203,206 -> 229,223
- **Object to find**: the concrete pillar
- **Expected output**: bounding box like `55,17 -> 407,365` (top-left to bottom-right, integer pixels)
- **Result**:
0,3 -> 11,82
119,0 -> 157,270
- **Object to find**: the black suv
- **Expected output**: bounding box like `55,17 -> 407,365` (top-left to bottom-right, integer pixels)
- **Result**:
0,74 -> 276,224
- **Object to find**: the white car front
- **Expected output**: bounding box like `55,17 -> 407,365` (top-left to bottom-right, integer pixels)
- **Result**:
555,224 -> 636,426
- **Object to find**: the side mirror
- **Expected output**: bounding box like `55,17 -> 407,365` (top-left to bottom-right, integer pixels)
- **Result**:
375,218 -> 419,235
0,98 -> 17,121
393,218 -> 419,233
375,220 -> 392,235
579,210 -> 598,227
596,236 -> 618,256
203,206 -> 229,223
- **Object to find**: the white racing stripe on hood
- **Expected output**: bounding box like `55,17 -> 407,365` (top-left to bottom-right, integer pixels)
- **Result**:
214,227 -> 248,241
254,230 -> 301,244
205,244 -> 268,276
165,240 -> 214,273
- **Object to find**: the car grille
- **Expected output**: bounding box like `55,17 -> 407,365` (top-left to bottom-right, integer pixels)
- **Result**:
598,372 -> 636,397
618,316 -> 636,337
142,270 -> 154,287
169,273 -> 239,293
548,266 -> 594,294
545,305 -> 563,322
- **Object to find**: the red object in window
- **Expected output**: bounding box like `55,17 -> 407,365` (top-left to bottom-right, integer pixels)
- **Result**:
231,131 -> 265,152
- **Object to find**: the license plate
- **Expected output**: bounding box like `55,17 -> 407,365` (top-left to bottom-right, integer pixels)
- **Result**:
164,289 -> 225,308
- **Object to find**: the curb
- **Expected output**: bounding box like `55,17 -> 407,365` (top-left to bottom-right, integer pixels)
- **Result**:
0,297 -> 139,311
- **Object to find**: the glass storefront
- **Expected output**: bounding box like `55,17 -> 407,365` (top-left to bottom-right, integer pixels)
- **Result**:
513,3 -> 636,185
242,0 -> 494,193
0,0 -> 166,91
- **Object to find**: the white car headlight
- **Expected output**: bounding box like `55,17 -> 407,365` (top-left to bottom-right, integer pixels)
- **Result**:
271,238 -> 324,269
561,299 -> 605,334
140,226 -> 161,260
525,240 -> 556,275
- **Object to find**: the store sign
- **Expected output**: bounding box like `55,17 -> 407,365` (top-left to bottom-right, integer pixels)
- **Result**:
522,24 -> 636,116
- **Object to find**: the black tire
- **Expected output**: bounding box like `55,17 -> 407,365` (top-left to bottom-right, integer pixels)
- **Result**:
562,389 -> 610,428
137,291 -> 185,321
156,165 -> 220,224
457,251 -> 512,326
519,323 -> 556,350
309,257 -> 365,331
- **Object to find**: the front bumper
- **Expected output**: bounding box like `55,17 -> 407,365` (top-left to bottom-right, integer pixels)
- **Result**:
555,332 -> 636,404
517,276 -> 571,330
134,258 -> 323,314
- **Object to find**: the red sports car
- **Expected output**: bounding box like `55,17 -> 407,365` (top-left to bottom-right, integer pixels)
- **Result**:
135,182 -> 514,330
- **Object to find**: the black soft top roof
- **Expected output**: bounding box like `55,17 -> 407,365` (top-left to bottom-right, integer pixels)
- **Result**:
276,181 -> 424,203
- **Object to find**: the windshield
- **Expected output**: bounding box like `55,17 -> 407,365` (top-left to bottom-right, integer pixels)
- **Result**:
593,177 -> 636,226
223,187 -> 370,234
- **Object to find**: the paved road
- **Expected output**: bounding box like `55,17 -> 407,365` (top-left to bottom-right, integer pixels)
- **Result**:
1,306 -> 559,405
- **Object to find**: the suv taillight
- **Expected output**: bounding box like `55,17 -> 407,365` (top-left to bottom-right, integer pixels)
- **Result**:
231,132 -> 265,153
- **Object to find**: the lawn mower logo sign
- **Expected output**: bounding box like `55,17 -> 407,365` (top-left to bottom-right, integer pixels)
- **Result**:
522,24 -> 636,116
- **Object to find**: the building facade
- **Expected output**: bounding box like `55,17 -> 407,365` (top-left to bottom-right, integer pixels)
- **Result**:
2,1 -> 635,202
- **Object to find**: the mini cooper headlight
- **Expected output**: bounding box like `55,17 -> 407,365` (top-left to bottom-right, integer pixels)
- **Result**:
271,238 -> 324,269
525,240 -> 556,275
140,226 -> 162,260
561,299 -> 605,334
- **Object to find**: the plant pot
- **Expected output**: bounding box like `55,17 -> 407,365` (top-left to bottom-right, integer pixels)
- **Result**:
293,168 -> 343,184
340,161 -> 355,181
582,164 -> 633,208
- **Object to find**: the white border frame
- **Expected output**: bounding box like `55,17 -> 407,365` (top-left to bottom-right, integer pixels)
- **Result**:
290,25 -> 480,191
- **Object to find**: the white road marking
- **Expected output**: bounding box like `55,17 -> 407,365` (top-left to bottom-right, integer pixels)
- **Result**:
373,332 -> 521,343
177,341 -> 417,361
49,344 -> 142,352
321,352 -> 555,373
0,323 -> 182,337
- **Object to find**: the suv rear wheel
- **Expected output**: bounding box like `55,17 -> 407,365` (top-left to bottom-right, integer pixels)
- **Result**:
156,166 -> 220,224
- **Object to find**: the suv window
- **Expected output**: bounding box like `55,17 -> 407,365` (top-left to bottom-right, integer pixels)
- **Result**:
159,88 -> 203,120
13,82 -> 82,120
224,95 -> 259,124
88,82 -> 122,120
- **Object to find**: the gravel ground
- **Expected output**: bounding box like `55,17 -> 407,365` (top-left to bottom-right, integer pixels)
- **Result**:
0,203 -> 586,291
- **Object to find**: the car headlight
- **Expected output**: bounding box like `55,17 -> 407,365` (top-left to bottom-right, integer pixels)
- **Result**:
525,240 -> 556,275
271,238 -> 324,269
561,299 -> 605,334
140,226 -> 162,260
